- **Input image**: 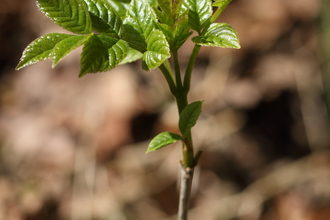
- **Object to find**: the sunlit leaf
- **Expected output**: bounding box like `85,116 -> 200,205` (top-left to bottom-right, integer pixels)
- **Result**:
142,30 -> 170,70
119,48 -> 143,65
36,0 -> 92,34
183,0 -> 212,32
192,23 -> 240,48
147,132 -> 182,153
82,0 -> 122,35
122,0 -> 156,52
106,0 -> 129,20
52,34 -> 91,67
16,33 -> 72,70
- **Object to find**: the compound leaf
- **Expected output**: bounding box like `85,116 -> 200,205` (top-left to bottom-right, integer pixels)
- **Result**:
179,100 -> 203,136
52,34 -> 91,67
79,34 -> 129,77
16,33 -> 72,70
142,30 -> 170,70
183,0 -> 212,32
36,0 -> 92,34
147,132 -> 182,153
82,0 -> 122,35
192,23 -> 240,49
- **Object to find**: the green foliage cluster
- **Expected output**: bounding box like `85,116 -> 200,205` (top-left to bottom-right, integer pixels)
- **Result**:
16,0 -> 240,157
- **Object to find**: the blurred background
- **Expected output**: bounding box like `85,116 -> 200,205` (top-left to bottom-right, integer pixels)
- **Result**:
1,0 -> 330,219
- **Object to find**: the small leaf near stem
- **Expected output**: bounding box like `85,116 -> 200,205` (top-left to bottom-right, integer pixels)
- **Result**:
147,132 -> 182,153
179,100 -> 203,137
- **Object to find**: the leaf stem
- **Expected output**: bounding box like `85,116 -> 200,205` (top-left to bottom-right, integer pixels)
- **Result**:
173,50 -> 183,89
183,44 -> 201,95
159,63 -> 177,96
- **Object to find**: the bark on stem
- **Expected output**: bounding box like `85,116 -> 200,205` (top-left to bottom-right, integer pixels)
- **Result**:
178,163 -> 194,220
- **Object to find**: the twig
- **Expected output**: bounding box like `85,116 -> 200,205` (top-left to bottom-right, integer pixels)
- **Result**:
178,162 -> 194,220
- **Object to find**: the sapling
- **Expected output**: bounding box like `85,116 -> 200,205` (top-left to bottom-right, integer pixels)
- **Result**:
16,0 -> 240,219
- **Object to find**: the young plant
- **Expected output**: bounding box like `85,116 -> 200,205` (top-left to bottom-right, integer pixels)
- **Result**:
16,0 -> 240,219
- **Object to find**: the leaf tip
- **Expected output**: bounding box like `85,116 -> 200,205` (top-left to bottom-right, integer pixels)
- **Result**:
15,64 -> 22,71
78,72 -> 86,78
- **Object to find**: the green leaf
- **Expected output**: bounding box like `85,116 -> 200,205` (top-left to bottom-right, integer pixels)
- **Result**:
173,0 -> 184,17
119,48 -> 143,65
146,0 -> 158,8
52,34 -> 91,67
179,100 -> 203,136
147,132 -> 182,153
79,34 -> 129,77
36,0 -> 92,34
106,0 -> 129,20
122,0 -> 156,52
16,33 -> 72,70
157,0 -> 172,16
156,10 -> 192,51
212,0 -> 232,10
142,30 -> 170,70
183,0 -> 212,32
192,23 -> 240,48
156,0 -> 174,25
172,11 -> 192,50
82,0 -> 122,35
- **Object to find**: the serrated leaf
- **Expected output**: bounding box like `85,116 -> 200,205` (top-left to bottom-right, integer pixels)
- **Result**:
122,0 -> 156,52
179,100 -> 203,136
16,33 -> 72,70
119,48 -> 143,65
79,34 -> 129,77
52,34 -> 91,67
183,0 -> 212,32
36,0 -> 92,34
147,132 -> 182,153
82,0 -> 122,35
192,23 -> 240,48
142,30 -> 170,70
